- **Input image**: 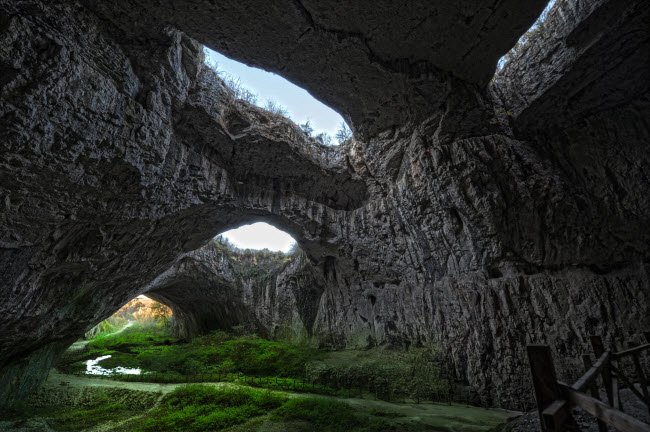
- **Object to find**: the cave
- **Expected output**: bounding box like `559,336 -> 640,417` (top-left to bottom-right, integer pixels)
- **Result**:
0,0 -> 649,429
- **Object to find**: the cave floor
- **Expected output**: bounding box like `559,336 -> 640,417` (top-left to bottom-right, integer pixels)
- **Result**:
0,369 -> 519,431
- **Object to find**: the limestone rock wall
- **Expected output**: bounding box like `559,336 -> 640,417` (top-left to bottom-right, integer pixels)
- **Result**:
1,0 -> 648,409
0,0 -> 365,405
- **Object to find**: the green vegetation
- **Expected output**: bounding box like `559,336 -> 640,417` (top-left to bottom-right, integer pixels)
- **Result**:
306,346 -> 452,403
130,385 -> 390,432
63,322 -> 453,403
5,321 -> 514,432
54,402 -> 130,431
78,324 -> 322,378
88,321 -> 172,352
134,385 -> 286,432
0,388 -> 159,431
271,398 -> 387,432
60,323 -> 354,396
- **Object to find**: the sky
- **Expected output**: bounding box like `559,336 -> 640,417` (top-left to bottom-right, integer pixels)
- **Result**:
220,222 -> 296,253
495,0 -> 556,70
204,47 -> 344,139
204,48 -> 341,250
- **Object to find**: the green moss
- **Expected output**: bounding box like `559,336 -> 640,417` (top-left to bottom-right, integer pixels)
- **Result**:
2,388 -> 160,431
89,322 -> 173,351
133,385 -> 286,432
271,398 -> 388,432
86,325 -> 323,380
306,347 -> 452,403
51,402 -> 130,431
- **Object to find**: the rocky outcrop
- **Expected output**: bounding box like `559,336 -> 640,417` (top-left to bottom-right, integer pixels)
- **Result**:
1,0 -> 649,409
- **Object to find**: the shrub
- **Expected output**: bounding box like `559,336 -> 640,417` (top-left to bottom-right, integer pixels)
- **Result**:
263,99 -> 289,117
314,132 -> 333,146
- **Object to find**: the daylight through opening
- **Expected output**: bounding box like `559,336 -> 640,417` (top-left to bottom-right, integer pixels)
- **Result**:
217,222 -> 296,253
204,47 -> 353,145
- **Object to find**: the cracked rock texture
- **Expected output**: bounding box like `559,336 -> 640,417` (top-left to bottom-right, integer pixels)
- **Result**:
1,0 -> 649,409
144,241 -> 325,343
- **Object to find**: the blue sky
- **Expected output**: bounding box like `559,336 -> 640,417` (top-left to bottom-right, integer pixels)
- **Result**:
204,47 -> 344,139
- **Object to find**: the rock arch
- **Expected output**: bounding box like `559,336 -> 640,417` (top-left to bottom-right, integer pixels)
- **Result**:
1,0 -> 649,408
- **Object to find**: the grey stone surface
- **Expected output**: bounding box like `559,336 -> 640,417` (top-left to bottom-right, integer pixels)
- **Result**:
84,0 -> 548,137
144,242 -> 323,342
0,0 -> 649,412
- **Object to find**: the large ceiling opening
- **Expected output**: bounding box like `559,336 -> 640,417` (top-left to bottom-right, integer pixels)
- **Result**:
204,47 -> 352,145
217,222 -> 296,253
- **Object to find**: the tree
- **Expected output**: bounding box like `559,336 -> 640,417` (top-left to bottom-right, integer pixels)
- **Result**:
150,301 -> 172,327
300,119 -> 314,137
335,121 -> 353,143
314,132 -> 333,146
264,99 -> 289,117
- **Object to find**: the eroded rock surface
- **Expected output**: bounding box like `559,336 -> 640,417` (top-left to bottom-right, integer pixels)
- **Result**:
85,0 -> 548,137
1,0 -> 649,408
144,241 -> 325,342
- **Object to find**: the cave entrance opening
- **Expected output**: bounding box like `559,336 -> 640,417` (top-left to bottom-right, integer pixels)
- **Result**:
69,296 -> 173,377
63,220 -> 305,379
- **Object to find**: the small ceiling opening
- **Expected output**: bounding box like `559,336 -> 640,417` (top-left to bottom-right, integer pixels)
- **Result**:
217,222 -> 296,253
493,0 -> 556,76
204,47 -> 353,145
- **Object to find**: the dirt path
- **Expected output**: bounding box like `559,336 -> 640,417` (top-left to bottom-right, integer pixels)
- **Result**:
67,321 -> 135,353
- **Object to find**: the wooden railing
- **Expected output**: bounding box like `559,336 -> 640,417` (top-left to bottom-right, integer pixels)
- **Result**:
527,332 -> 650,432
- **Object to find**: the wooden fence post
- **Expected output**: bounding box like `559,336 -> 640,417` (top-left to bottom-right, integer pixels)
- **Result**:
582,354 -> 608,432
590,336 -> 614,406
527,345 -> 573,431
630,347 -> 650,406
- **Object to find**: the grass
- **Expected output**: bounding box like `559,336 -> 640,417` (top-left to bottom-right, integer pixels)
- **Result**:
52,402 -> 130,431
62,323 -> 352,396
62,324 -> 453,403
133,385 -> 286,432
73,323 -> 324,380
271,398 -> 388,432
88,322 -> 173,351
1,388 -> 160,431
131,385 -> 388,432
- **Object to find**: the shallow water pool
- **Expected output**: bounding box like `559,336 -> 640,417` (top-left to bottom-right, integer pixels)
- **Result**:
86,355 -> 141,376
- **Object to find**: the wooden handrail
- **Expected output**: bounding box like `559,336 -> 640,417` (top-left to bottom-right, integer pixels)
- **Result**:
542,399 -> 570,429
609,364 -> 648,403
528,335 -> 650,432
572,350 -> 610,392
613,343 -> 650,359
558,382 -> 650,432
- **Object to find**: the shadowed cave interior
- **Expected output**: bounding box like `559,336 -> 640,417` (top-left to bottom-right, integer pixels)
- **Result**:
0,0 -> 649,430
